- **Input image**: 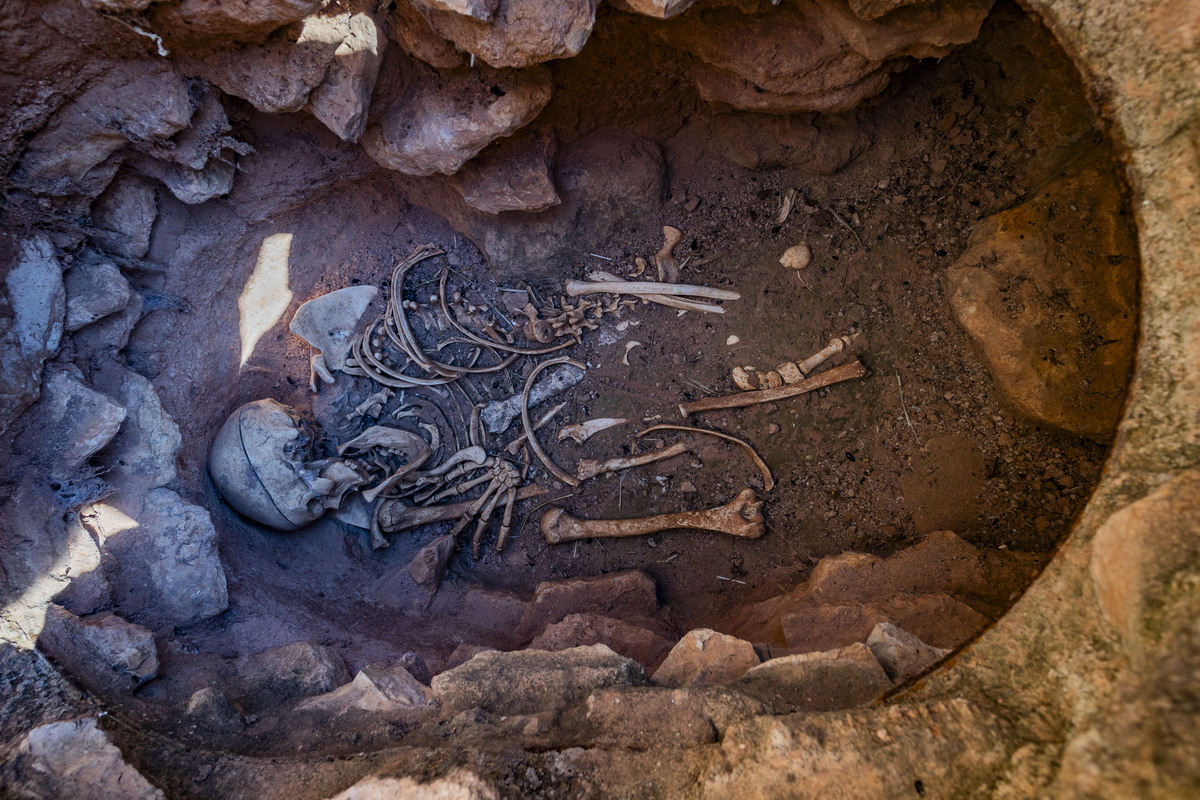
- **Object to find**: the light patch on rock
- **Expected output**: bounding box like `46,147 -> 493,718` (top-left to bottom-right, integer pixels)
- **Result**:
4,718 -> 163,799
331,769 -> 499,800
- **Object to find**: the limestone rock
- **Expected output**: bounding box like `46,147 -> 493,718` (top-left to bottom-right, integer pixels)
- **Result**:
362,58 -> 552,176
234,642 -> 351,702
657,0 -> 989,114
151,87 -> 237,171
432,644 -> 646,716
158,157 -> 237,204
443,128 -> 665,280
866,622 -> 951,682
83,488 -> 228,628
419,0 -> 498,21
443,644 -> 496,672
97,368 -> 182,493
153,0 -> 331,41
184,687 -> 243,734
0,234 -> 65,436
1,718 -> 163,800
13,60 -> 193,197
454,128 -> 559,213
652,628 -> 760,688
529,613 -> 675,670
779,592 -> 989,652
64,258 -> 132,332
520,569 -> 659,635
945,145 -> 1138,439
384,0 -> 465,69
0,644 -> 83,746
294,663 -> 435,715
330,769 -> 499,800
88,174 -> 157,258
614,0 -> 699,20
28,368 -> 126,474
305,13 -> 387,141
38,606 -> 158,694
421,0 -> 597,68
738,643 -> 891,712
563,685 -> 762,748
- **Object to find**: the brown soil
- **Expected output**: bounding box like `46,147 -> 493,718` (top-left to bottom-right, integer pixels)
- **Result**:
107,2 -> 1128,748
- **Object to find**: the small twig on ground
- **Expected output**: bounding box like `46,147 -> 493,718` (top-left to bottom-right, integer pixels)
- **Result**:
896,371 -> 921,446
589,253 -> 614,261
818,199 -> 866,252
716,575 -> 748,585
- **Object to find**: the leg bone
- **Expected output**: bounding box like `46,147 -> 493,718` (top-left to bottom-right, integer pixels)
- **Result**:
540,488 -> 765,545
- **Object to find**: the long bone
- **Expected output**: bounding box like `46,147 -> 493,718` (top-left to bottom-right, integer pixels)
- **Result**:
731,333 -> 861,391
587,271 -> 723,315
679,359 -> 869,417
565,280 -> 740,302
575,440 -> 692,482
540,488 -> 765,544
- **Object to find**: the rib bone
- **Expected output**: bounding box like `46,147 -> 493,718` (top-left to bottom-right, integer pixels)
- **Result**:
540,488 -> 765,544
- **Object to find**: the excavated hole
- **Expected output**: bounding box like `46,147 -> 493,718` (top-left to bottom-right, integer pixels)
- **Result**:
41,1 -> 1137,761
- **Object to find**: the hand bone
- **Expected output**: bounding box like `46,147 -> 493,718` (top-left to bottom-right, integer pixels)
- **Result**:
540,488 -> 765,544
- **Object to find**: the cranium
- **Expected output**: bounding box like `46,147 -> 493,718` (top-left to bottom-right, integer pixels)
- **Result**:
209,399 -> 365,531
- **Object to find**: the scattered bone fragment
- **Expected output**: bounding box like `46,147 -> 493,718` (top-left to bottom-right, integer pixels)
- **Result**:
623,341 -> 643,365
775,188 -> 797,225
290,285 -> 379,391
347,388 -> 393,421
565,280 -> 740,302
633,257 -> 649,277
681,359 -> 868,416
540,488 -> 765,544
655,225 -> 684,283
638,424 -> 773,491
726,335 -> 740,346
732,333 -> 860,390
576,440 -> 693,482
481,363 -> 585,434
779,242 -> 812,270
587,270 -> 724,314
558,417 -> 629,445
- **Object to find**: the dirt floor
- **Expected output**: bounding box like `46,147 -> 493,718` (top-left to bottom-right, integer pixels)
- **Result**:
106,2 -> 1130,740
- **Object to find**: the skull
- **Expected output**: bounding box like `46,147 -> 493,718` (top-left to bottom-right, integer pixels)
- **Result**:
209,399 -> 364,531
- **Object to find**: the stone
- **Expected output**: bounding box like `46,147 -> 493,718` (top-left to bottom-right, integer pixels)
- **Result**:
184,687 -> 243,734
780,592 -> 989,652
432,644 -> 646,716
421,0 -> 597,69
1,718 -> 163,800
159,157 -> 237,205
64,258 -> 132,332
234,641 -> 351,702
362,57 -> 552,176
399,652 -> 432,685
70,291 -> 144,358
866,622 -> 951,682
696,111 -> 874,173
454,128 -> 558,213
738,643 -> 892,712
418,0 -> 498,21
153,0 -> 331,41
294,663 -> 435,715
463,587 -> 529,636
443,644 -> 496,672
27,368 -> 126,474
38,606 -> 158,694
657,0 -> 989,114
305,13 -> 387,142
945,145 -> 1139,439
443,128 -> 666,281
0,644 -> 82,746
529,613 -> 675,670
614,0 -> 699,20
562,686 -> 745,748
83,488 -> 228,629
0,233 -> 65,436
330,769 -> 499,800
88,174 -> 157,258
97,368 -> 182,493
13,60 -> 193,197
520,569 -> 660,635
384,0 -> 465,69
652,628 -> 761,688
50,516 -> 112,616
152,87 -> 236,171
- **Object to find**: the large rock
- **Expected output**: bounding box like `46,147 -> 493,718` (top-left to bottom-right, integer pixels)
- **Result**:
306,13 -> 386,142
38,606 -> 159,694
0,718 -> 163,800
384,0 -> 465,69
0,644 -> 82,746
432,644 -> 646,715
945,145 -> 1138,439
738,643 -> 892,712
234,641 -> 351,703
88,173 -> 157,258
613,0 -> 699,19
330,770 -> 499,800
528,613 -> 675,670
443,128 -> 666,280
13,60 -> 193,196
652,628 -> 761,688
420,0 -> 597,68
519,569 -> 660,635
153,0 -> 330,41
24,368 -> 126,475
96,368 -> 182,493
184,687 -> 243,734
64,258 -> 132,332
83,488 -> 228,628
657,0 -> 990,114
779,592 -> 989,652
294,663 -> 435,716
0,234 -> 65,436
453,128 -> 559,213
154,157 -> 237,205
562,685 -> 765,749
362,56 -> 552,176
866,622 -> 950,682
